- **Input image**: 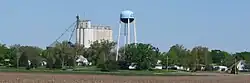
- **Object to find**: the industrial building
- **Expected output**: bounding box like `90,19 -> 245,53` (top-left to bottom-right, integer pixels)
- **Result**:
76,20 -> 113,48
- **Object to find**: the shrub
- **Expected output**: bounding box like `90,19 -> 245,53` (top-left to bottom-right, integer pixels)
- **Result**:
100,60 -> 119,72
118,61 -> 129,70
53,59 -> 62,69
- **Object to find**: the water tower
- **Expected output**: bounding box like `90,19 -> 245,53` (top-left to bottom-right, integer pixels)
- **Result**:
116,10 -> 137,61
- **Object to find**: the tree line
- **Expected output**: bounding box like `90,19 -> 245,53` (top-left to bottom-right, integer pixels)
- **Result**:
0,40 -> 250,71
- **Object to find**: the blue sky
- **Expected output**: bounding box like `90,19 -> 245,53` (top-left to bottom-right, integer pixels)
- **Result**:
1,0 -> 250,52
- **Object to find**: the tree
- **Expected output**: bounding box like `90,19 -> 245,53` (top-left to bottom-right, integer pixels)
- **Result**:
88,40 -> 116,68
8,44 -> 22,68
160,44 -> 190,70
166,46 -> 179,66
234,52 -> 250,64
53,41 -> 76,69
191,46 -> 212,71
42,48 -> 55,69
159,52 -> 168,67
162,48 -> 194,71
16,46 -> 43,68
100,60 -> 119,72
18,51 -> 29,68
117,46 -> 130,69
2,40 -> 250,72
166,44 -> 188,66
122,43 -> 160,70
0,43 -> 9,66
210,50 -> 231,66
223,54 -> 234,67
184,50 -> 195,70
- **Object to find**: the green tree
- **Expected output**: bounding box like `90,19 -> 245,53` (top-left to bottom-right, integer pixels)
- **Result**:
43,41 -> 85,69
17,46 -> 43,68
88,40 -> 116,67
53,41 -> 76,69
210,50 -> 231,65
159,52 -> 168,66
18,51 -> 29,68
74,44 -> 86,66
0,43 -> 9,66
163,48 -> 195,71
223,54 -> 234,67
234,52 -> 250,64
191,46 -> 212,71
161,44 -> 190,70
8,44 -> 22,68
166,47 -> 179,66
42,48 -> 55,69
167,44 -> 188,66
184,50 -> 195,70
123,43 -> 160,70
117,46 -> 130,69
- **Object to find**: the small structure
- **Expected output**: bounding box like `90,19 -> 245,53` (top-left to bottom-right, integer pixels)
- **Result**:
237,60 -> 246,71
28,60 -> 31,66
168,65 -> 184,70
154,60 -> 163,69
154,65 -> 163,69
213,66 -> 228,71
226,60 -> 246,74
128,63 -> 136,69
76,55 -> 89,66
41,61 -> 47,66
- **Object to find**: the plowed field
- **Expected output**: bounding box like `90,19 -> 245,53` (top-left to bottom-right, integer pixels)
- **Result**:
0,72 -> 249,83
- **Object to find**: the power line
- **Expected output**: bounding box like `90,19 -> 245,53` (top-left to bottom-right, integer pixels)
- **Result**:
48,21 -> 76,47
68,24 -> 76,42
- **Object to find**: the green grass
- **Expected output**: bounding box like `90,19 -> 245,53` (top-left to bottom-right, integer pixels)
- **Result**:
0,66 -> 197,76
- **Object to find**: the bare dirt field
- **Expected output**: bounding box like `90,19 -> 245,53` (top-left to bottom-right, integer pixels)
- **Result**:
0,72 -> 249,83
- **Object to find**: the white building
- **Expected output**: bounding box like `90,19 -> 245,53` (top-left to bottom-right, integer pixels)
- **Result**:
76,20 -> 113,48
237,60 -> 246,71
76,55 -> 89,66
213,66 -> 228,71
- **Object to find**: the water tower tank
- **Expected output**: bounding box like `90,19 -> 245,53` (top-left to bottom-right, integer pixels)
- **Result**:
120,10 -> 134,23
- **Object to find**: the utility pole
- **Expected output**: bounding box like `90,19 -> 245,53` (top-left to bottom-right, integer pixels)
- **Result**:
205,49 -> 207,69
16,52 -> 18,68
167,55 -> 169,71
16,50 -> 21,69
76,14 -> 80,45
234,57 -> 237,74
75,14 -> 80,68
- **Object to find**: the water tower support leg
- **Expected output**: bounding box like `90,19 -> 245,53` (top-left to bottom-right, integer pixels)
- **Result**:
124,24 -> 127,45
124,24 -> 127,54
133,18 -> 137,46
127,19 -> 130,44
116,22 -> 122,61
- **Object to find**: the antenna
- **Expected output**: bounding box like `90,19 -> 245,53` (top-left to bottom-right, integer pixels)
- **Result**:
76,14 -> 80,29
76,14 -> 80,44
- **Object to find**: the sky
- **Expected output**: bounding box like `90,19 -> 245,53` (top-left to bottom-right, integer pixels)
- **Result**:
1,0 -> 250,53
